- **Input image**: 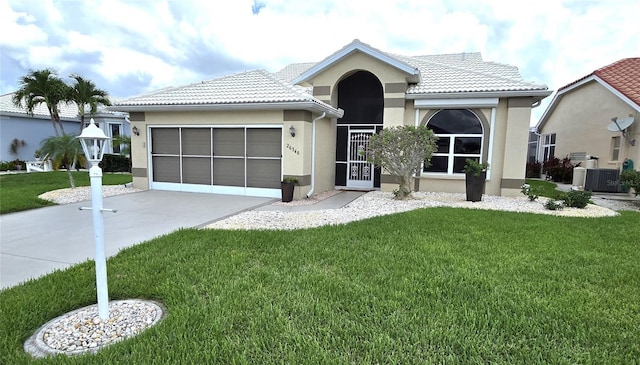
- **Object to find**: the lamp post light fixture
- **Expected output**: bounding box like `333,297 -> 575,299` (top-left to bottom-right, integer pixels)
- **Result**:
77,118 -> 114,320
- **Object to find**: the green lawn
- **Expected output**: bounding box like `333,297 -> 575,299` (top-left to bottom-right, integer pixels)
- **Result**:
0,171 -> 132,214
1,208 -> 638,364
525,179 -> 561,198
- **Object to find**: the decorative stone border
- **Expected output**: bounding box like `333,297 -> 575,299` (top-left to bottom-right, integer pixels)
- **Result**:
24,299 -> 165,358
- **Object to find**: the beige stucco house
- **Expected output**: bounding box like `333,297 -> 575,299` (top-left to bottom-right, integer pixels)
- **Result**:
113,40 -> 551,199
534,58 -> 639,184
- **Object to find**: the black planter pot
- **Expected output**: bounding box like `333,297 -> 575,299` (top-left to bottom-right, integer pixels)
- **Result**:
281,182 -> 295,202
465,171 -> 486,202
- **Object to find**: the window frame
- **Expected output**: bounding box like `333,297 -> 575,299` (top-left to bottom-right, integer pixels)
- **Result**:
611,136 -> 621,161
542,133 -> 556,162
423,109 -> 485,175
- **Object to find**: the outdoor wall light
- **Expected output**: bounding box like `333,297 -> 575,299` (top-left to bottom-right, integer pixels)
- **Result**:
289,125 -> 296,137
132,126 -> 140,136
77,118 -> 115,320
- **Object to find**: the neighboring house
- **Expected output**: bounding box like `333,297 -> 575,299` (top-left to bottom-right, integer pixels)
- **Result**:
0,93 -> 130,162
112,39 -> 551,199
533,58 -> 639,172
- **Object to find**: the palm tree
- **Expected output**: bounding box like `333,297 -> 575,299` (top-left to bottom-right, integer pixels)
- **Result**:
68,74 -> 112,134
12,69 -> 69,136
38,134 -> 85,188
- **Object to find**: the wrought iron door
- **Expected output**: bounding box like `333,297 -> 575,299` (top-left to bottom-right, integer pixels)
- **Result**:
347,130 -> 374,189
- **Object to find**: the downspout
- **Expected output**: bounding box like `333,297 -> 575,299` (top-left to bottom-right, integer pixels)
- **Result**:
486,107 -> 496,180
307,112 -> 326,198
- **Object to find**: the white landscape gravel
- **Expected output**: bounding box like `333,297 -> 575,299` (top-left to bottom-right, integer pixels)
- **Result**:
206,191 -> 625,231
39,187 -> 637,231
38,185 -> 141,204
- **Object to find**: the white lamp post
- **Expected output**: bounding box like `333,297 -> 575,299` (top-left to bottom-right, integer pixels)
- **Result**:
77,118 -> 111,320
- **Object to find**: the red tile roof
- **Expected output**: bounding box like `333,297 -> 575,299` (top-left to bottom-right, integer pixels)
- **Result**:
559,58 -> 640,106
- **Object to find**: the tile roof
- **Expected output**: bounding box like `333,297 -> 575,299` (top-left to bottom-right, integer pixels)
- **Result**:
1,93 -> 124,119
0,92 -> 79,119
116,69 -> 325,106
395,53 -> 545,94
115,41 -> 549,110
594,58 -> 640,106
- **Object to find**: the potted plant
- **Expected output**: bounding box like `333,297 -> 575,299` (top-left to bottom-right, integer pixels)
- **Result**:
463,158 -> 489,202
281,177 -> 298,202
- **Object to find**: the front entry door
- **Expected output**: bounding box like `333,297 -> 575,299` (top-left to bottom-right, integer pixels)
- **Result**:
347,130 -> 374,189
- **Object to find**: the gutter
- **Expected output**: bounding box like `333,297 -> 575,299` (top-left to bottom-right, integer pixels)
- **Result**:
306,112 -> 326,198
405,89 -> 553,101
108,101 -> 344,118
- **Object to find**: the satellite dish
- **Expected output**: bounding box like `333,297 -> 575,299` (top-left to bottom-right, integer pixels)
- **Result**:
607,117 -> 634,132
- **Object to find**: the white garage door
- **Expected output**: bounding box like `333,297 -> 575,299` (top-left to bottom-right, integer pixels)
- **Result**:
149,126 -> 282,198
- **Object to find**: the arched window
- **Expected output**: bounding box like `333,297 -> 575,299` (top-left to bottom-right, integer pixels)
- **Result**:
424,109 -> 484,174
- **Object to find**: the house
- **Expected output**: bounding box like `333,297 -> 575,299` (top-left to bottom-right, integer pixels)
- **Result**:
0,93 -> 130,162
533,58 -> 639,174
112,39 -> 551,199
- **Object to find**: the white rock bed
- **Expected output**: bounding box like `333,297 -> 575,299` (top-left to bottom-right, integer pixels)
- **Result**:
25,300 -> 164,358
206,191 -> 621,231
39,185 -> 141,204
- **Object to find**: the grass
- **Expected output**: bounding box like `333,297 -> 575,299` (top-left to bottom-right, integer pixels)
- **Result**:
525,179 -> 561,198
0,171 -> 132,214
1,208 -> 638,364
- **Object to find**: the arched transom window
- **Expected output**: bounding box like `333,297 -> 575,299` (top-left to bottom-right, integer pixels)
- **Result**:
424,109 -> 484,174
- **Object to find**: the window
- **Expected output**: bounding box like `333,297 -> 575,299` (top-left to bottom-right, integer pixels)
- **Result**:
527,131 -> 538,163
424,109 -> 484,174
611,136 -> 621,161
110,124 -> 121,154
542,133 -> 556,162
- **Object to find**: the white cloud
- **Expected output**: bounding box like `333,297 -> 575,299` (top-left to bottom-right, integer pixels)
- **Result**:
2,0 -> 639,125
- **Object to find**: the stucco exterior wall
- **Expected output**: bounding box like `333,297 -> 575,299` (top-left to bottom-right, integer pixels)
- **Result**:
313,117 -> 338,195
499,98 -> 533,196
539,82 -> 639,170
0,116 -> 80,161
306,51 -> 409,128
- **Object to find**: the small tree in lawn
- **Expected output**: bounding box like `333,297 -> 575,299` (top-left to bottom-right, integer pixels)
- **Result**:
367,125 -> 438,200
38,134 -> 85,188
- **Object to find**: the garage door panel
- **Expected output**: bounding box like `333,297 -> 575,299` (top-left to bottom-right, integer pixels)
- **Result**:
247,159 -> 281,189
152,128 -> 180,155
182,128 -> 211,156
247,128 -> 282,158
213,158 -> 244,187
153,156 -> 180,183
151,126 -> 282,197
214,129 -> 244,156
182,157 -> 212,184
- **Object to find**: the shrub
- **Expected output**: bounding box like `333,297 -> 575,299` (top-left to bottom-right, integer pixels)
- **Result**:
544,199 -> 565,210
543,157 -> 576,183
100,154 -> 130,172
526,161 -> 542,178
0,161 -> 16,170
520,183 -> 541,201
621,169 -> 640,196
558,190 -> 592,208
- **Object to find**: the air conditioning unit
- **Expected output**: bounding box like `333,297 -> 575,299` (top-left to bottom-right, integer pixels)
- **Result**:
585,169 -> 621,192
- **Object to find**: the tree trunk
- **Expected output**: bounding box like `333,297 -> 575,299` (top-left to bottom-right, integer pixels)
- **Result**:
396,176 -> 413,200
79,114 -> 85,134
55,114 -> 66,135
66,168 -> 76,189
50,118 -> 61,137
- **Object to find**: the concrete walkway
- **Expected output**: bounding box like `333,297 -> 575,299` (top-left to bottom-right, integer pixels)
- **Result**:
0,191 -> 274,290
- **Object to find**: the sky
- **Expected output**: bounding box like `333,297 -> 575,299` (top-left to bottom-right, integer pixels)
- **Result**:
1,0 -> 639,126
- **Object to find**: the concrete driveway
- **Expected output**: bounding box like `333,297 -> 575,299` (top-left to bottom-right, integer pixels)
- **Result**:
0,191 -> 273,290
